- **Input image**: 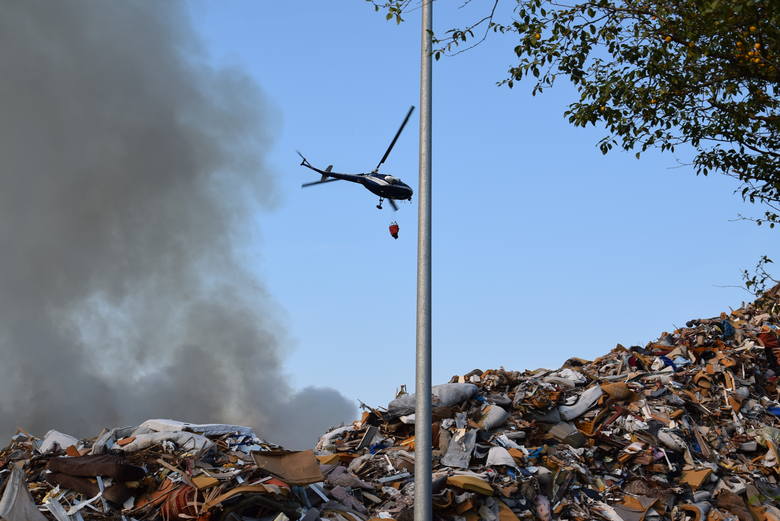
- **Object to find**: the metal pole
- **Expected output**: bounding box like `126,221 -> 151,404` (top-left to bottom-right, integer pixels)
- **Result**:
414,1 -> 432,521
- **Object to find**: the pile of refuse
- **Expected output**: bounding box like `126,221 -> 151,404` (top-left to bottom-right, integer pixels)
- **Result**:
4,287 -> 780,521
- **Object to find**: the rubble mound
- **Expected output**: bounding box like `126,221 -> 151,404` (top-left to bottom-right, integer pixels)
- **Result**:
3,289 -> 780,521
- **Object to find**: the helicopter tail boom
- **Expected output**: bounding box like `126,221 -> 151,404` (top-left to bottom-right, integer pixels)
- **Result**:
302,177 -> 341,188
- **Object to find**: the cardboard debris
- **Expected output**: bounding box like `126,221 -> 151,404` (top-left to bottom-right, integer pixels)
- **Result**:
191,475 -> 220,489
251,449 -> 325,485
446,475 -> 494,495
681,468 -> 713,489
4,287 -> 780,520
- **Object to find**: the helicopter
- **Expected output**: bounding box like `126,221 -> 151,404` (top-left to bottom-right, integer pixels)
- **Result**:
297,106 -> 415,211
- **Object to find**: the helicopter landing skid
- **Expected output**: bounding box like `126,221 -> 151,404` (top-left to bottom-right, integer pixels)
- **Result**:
377,197 -> 384,210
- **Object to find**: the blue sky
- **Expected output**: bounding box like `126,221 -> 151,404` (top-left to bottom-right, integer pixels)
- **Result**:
190,1 -> 777,411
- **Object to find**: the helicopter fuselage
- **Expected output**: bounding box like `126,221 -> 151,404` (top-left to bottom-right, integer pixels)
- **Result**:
297,105 -> 416,211
300,163 -> 413,201
360,173 -> 413,200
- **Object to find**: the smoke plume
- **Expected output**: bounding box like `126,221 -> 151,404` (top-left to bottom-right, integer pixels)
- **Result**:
0,0 -> 356,449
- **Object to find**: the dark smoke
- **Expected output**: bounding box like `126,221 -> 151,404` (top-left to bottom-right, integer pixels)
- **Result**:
0,0 -> 356,449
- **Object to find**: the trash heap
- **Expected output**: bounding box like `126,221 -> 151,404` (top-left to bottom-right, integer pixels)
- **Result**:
4,288 -> 780,521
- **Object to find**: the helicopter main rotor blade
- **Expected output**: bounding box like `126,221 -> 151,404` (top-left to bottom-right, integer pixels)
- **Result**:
374,105 -> 415,172
388,198 -> 399,211
301,178 -> 341,188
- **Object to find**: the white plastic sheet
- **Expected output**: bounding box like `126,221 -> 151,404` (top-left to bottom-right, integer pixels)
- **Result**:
39,430 -> 80,454
558,385 -> 603,420
89,426 -> 135,455
116,431 -> 213,453
315,425 -> 354,453
478,405 -> 509,430
387,383 -> 478,416
440,430 -> 476,468
133,419 -> 255,437
485,447 -> 518,468
0,466 -> 48,521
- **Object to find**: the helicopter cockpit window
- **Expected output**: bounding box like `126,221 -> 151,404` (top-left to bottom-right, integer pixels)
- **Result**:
385,176 -> 399,184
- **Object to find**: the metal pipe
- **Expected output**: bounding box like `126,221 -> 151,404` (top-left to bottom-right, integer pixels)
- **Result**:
414,1 -> 432,521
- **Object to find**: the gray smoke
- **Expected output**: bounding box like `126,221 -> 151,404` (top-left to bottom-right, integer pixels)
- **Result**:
0,0 -> 356,449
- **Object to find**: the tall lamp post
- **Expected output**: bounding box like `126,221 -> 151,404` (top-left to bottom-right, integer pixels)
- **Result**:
414,1 -> 432,521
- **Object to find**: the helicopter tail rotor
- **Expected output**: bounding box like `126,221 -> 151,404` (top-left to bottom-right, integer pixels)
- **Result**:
297,152 -> 340,187
296,150 -> 310,167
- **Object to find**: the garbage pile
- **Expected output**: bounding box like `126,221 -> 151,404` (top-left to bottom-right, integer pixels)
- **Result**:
4,288 -> 780,521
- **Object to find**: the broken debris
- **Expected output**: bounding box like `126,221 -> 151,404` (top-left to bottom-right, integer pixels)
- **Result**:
4,288 -> 780,519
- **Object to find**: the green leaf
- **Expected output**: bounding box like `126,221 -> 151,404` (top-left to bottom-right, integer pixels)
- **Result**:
364,0 -> 780,234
